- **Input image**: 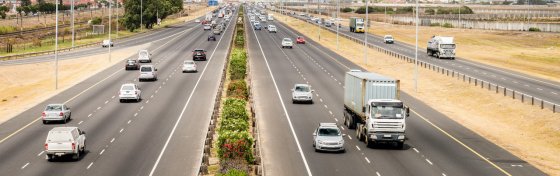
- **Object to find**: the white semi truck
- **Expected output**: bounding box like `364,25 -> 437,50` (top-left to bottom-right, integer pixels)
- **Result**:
427,36 -> 456,59
343,70 -> 409,149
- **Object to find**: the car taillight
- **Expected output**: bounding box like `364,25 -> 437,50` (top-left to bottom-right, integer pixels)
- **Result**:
72,143 -> 76,150
41,112 -> 46,117
59,112 -> 64,116
44,143 -> 48,150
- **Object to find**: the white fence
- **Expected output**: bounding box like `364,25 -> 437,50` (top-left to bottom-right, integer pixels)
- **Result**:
390,16 -> 560,32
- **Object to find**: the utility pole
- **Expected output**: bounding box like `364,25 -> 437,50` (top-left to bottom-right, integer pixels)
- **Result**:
109,0 -> 112,63
116,0 -> 119,38
141,0 -> 143,32
415,0 -> 419,92
71,0 -> 75,48
318,0 -> 320,41
364,0 -> 368,65
55,0 -> 59,89
336,0 -> 339,50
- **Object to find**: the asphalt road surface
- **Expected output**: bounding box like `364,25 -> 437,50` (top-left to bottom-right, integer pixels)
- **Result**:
0,12 -> 236,176
247,7 -> 545,176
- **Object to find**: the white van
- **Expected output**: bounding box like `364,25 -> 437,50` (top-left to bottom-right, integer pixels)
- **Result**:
139,65 -> 158,81
138,49 -> 152,63
45,127 -> 86,161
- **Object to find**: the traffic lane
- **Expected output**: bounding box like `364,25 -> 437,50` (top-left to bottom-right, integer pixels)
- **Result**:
246,17 -> 309,176
149,13 -> 237,176
276,18 -> 546,176
0,16 -> 205,66
262,25 -> 444,176
2,25 -> 206,175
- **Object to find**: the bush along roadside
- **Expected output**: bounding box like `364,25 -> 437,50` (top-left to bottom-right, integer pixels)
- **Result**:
201,6 -> 261,176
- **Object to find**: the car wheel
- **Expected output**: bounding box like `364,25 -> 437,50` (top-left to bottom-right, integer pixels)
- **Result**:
309,100 -> 314,104
396,142 -> 404,149
63,117 -> 67,124
72,151 -> 80,160
46,154 -> 53,161
119,99 -> 124,103
43,120 -> 47,124
68,112 -> 71,119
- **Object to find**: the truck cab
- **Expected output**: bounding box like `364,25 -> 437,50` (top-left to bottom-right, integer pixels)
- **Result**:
360,99 -> 409,149
427,36 -> 456,59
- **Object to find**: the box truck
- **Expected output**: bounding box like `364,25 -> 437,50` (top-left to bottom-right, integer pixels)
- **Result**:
427,36 -> 456,59
343,70 -> 409,149
349,17 -> 365,33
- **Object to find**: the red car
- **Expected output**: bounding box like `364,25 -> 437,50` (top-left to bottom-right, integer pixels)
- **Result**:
296,36 -> 305,44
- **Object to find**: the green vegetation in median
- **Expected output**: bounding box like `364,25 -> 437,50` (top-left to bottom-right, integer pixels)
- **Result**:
227,80 -> 249,100
229,49 -> 247,80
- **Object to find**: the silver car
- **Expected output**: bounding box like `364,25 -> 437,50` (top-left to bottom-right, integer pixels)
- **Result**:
291,84 -> 313,104
281,38 -> 293,49
138,49 -> 152,63
42,104 -> 71,124
119,83 -> 141,102
182,60 -> 197,73
313,123 -> 345,152
139,65 -> 157,81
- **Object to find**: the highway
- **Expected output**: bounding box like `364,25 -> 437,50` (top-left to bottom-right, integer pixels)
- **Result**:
247,7 -> 546,176
0,12 -> 235,175
284,11 -> 560,108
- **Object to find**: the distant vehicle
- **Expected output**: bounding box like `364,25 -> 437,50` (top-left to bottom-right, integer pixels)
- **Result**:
324,20 -> 333,27
343,70 -> 409,149
193,49 -> 207,61
139,65 -> 158,81
313,123 -> 345,152
208,34 -> 217,41
291,84 -> 313,103
182,60 -> 197,73
203,24 -> 212,30
119,83 -> 142,102
138,49 -> 152,63
45,127 -> 86,161
299,12 -> 306,16
427,36 -> 455,59
211,20 -> 217,26
296,36 -> 305,44
225,14 -> 230,19
42,104 -> 71,124
125,59 -> 140,70
349,17 -> 365,33
281,38 -> 294,49
267,14 -> 274,21
213,28 -> 222,35
268,25 -> 277,33
384,35 -> 394,44
101,39 -> 113,47
253,21 -> 260,26
254,23 -> 262,30
195,19 -> 201,23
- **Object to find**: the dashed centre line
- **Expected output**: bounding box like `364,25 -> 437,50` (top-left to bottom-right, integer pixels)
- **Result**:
87,162 -> 94,169
426,159 -> 433,165
21,162 -> 29,169
365,157 -> 371,164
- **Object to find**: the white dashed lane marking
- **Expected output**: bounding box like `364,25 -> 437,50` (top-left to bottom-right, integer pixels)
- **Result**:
37,151 -> 44,156
99,149 -> 105,155
78,121 -> 83,125
365,157 -> 371,164
88,114 -> 92,117
119,128 -> 124,133
21,162 -> 29,169
426,159 -> 433,165
110,138 -> 115,143
413,148 -> 419,153
87,162 -> 94,169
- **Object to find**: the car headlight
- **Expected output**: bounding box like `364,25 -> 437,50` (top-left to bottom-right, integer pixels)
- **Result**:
317,140 -> 323,145
338,140 -> 344,145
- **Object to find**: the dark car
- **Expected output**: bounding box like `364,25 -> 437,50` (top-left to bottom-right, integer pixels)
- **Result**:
208,34 -> 216,41
254,24 -> 262,30
125,59 -> 140,70
193,49 -> 207,61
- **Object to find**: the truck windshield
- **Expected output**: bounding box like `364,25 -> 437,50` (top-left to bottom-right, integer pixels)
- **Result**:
440,44 -> 455,49
356,23 -> 364,28
372,106 -> 404,119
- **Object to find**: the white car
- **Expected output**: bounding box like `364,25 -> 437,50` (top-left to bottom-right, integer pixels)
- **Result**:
291,84 -> 313,103
313,123 -> 345,152
139,65 -> 157,81
203,24 -> 212,30
101,39 -> 113,47
281,38 -> 293,49
119,83 -> 141,102
195,19 -> 201,23
45,127 -> 86,161
42,104 -> 71,124
182,60 -> 197,73
138,49 -> 152,63
268,25 -> 277,33
384,35 -> 394,44
253,21 -> 260,26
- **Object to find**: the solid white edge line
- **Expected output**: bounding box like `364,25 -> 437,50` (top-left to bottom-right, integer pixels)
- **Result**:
250,14 -> 313,176
149,12 -> 234,176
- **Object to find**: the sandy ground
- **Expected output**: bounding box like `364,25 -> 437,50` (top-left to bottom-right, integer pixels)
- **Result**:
291,10 -> 560,83
274,12 -> 560,175
0,42 -> 149,124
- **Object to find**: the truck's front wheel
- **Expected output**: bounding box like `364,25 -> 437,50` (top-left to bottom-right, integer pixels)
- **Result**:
396,142 -> 404,149
365,135 -> 374,148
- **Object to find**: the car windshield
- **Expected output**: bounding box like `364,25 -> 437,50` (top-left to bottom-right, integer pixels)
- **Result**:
385,36 -> 393,39
122,85 -> 135,91
139,51 -> 148,57
46,105 -> 62,111
283,38 -> 292,42
127,60 -> 135,64
318,128 -> 340,136
141,67 -> 152,72
295,86 -> 310,92
372,106 -> 404,119
184,61 -> 195,65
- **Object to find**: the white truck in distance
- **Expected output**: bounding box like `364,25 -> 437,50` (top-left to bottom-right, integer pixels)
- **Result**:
343,70 -> 409,149
427,36 -> 456,59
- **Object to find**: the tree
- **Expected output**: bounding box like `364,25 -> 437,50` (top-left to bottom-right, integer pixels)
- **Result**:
122,0 -> 183,31
0,6 -> 9,19
21,0 -> 32,7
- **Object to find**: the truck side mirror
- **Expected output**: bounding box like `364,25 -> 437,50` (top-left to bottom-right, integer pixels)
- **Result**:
81,131 -> 86,135
362,106 -> 366,113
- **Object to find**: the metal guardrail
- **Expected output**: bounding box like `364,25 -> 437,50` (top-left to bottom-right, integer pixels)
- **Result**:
279,12 -> 558,113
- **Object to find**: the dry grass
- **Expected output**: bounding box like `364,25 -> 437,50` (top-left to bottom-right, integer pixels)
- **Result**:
294,10 -> 560,82
274,12 -> 560,175
0,43 -> 148,124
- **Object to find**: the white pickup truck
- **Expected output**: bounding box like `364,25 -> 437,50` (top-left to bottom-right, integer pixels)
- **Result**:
45,127 -> 86,161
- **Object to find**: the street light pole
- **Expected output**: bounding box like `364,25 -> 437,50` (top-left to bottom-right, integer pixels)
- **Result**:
140,0 -> 143,32
318,0 -> 320,41
415,0 -> 419,92
336,0 -> 339,50
109,0 -> 112,63
55,0 -> 59,89
116,0 -> 119,38
364,0 -> 368,65
71,0 -> 75,48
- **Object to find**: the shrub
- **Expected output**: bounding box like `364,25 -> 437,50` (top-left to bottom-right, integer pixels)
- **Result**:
227,79 -> 248,100
430,22 -> 441,27
217,130 -> 254,163
341,7 -> 353,13
218,159 -> 250,175
528,27 -> 541,32
220,118 -> 249,133
442,23 -> 453,28
222,98 -> 248,120
0,26 -> 17,34
229,49 -> 247,80
91,17 -> 102,25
